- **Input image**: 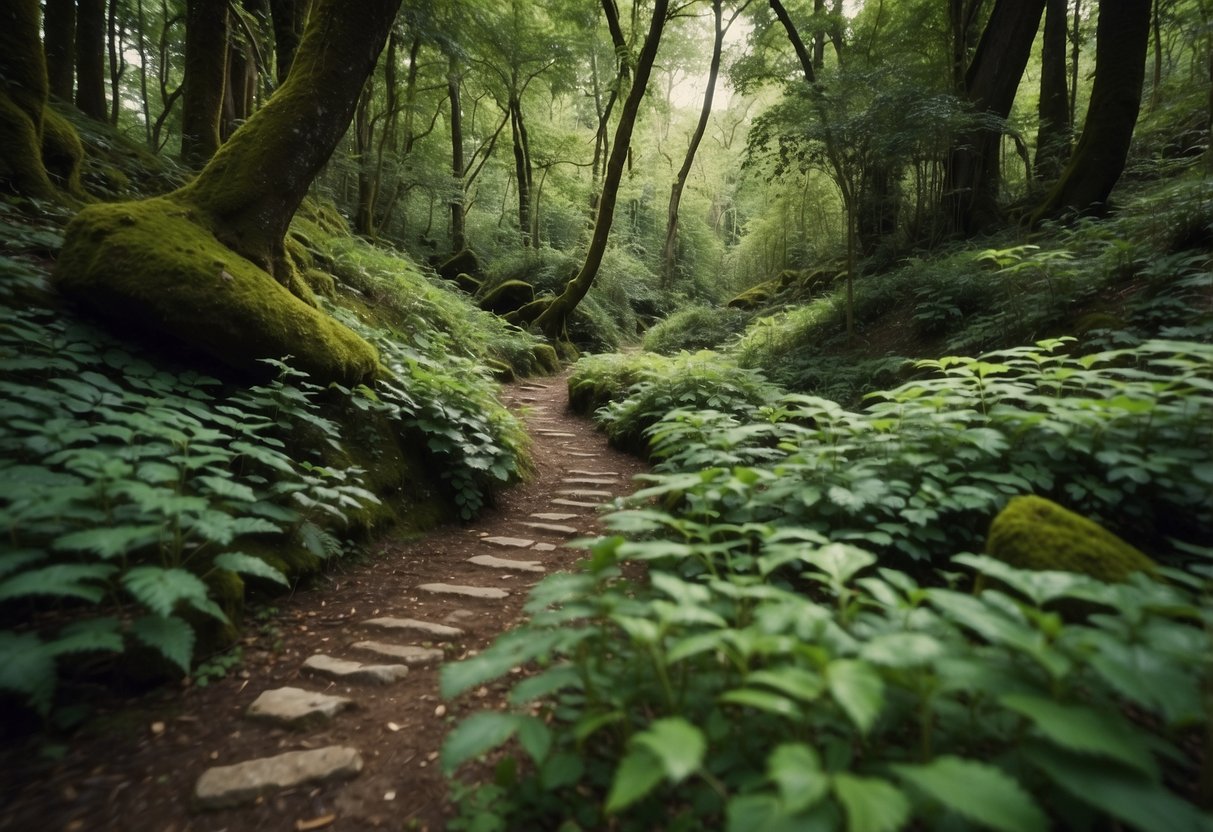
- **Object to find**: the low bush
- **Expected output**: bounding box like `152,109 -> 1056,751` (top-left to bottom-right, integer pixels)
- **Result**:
643,306 -> 751,355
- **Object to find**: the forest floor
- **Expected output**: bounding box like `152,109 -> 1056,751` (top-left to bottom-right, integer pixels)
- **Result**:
0,370 -> 648,832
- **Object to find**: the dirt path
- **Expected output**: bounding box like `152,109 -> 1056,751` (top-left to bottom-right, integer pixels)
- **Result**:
0,371 -> 647,832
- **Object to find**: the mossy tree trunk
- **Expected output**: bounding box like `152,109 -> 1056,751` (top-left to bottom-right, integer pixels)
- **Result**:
448,52 -> 467,252
181,0 -> 229,167
75,0 -> 107,121
1034,0 -> 1071,182
1032,0 -> 1152,222
536,0 -> 669,340
43,0 -> 76,102
270,0 -> 308,84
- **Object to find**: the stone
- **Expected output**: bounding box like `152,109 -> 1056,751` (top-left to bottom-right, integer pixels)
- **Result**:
352,641 -> 444,665
302,654 -> 410,685
561,477 -> 619,486
418,583 -> 510,600
566,452 -> 598,458
551,498 -> 600,508
520,384 -> 548,392
245,687 -> 354,728
481,535 -> 535,549
556,489 -> 613,499
530,512 -> 579,521
195,746 -> 363,809
569,469 -> 621,477
363,617 -> 465,640
521,522 -> 579,536
531,542 -> 557,552
468,554 -> 545,573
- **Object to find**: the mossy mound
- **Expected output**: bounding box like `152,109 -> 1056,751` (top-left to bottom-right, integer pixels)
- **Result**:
504,297 -> 549,326
52,197 -> 379,386
479,280 -> 535,315
728,280 -> 777,310
986,495 -> 1156,582
437,248 -> 483,282
455,272 -> 482,294
531,343 -> 560,373
40,107 -> 85,198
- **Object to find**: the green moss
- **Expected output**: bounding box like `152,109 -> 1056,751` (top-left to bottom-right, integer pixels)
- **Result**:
479,280 -> 535,315
728,280 -> 777,310
301,267 -> 337,298
52,197 -> 379,386
437,249 -> 484,282
986,495 -> 1156,582
505,297 -> 549,326
531,343 -> 560,374
455,272 -> 482,294
0,93 -> 56,199
40,106 -> 85,198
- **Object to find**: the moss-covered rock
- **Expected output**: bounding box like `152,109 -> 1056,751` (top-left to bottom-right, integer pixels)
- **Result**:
437,248 -> 483,283
53,197 -> 379,386
40,107 -> 85,198
986,495 -> 1156,582
479,280 -> 535,315
727,280 -> 777,310
455,272 -> 482,294
531,343 -> 560,374
504,297 -> 549,326
301,267 -> 337,299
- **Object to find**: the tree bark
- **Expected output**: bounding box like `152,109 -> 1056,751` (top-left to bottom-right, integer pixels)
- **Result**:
510,89 -> 533,246
448,52 -> 466,252
2,0 -> 57,199
269,0 -> 307,84
44,0 -> 77,102
1034,0 -> 1070,181
536,0 -> 668,339
107,0 -> 126,125
75,0 -> 107,121
1032,0 -> 1152,221
180,0 -> 228,166
354,77 -> 376,236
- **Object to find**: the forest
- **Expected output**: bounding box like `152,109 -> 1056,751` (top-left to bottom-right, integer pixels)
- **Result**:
1,0 -> 1212,828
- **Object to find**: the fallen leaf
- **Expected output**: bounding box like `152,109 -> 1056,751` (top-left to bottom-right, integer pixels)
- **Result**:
295,814 -> 336,831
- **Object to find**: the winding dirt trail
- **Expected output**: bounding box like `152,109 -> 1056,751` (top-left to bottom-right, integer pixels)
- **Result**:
0,371 -> 647,832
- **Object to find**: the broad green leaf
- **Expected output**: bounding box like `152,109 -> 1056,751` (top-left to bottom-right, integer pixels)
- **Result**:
953,554 -> 1098,607
131,614 -> 194,672
53,524 -> 163,559
508,664 -> 582,705
0,550 -> 47,579
441,712 -> 520,773
0,632 -> 55,714
46,617 -> 124,656
826,660 -> 885,735
0,564 -> 115,604
721,688 -> 802,718
727,795 -> 833,832
633,718 -> 705,783
746,667 -> 825,703
892,755 -> 1047,832
213,552 -> 288,587
121,566 -> 212,618
832,773 -> 910,832
769,743 -> 828,813
196,474 -> 257,503
605,747 -> 665,813
804,544 -> 876,587
1001,695 -> 1156,776
440,630 -> 562,699
515,715 -> 551,764
860,633 -> 944,668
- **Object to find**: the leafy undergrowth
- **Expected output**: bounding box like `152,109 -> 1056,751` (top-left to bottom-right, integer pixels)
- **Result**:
442,339 -> 1213,831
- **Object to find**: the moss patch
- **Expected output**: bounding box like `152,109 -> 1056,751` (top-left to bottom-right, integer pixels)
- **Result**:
40,107 -> 85,198
986,495 -> 1156,582
479,280 -> 535,315
52,197 -> 379,386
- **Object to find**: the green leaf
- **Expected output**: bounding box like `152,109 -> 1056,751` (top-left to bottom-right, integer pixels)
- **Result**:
769,743 -> 829,814
131,614 -> 195,673
196,474 -> 257,503
441,630 -> 562,699
53,524 -> 163,559
0,632 -> 55,714
442,712 -> 520,774
213,552 -> 289,587
826,660 -> 885,735
632,718 -> 705,783
892,755 -> 1047,832
46,617 -> 124,656
746,667 -> 825,702
832,773 -> 910,832
805,543 -> 877,587
605,747 -> 665,814
1001,694 -> 1157,777
721,687 -> 802,718
508,664 -> 582,705
860,633 -> 944,668
515,715 -> 551,765
0,564 -> 116,604
122,566 -> 214,618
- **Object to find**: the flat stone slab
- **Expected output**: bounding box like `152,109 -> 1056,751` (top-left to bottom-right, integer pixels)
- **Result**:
418,583 -> 510,600
302,654 -> 409,685
468,554 -> 546,573
520,384 -> 548,391
557,489 -> 613,499
551,498 -> 600,508
352,641 -> 444,665
569,469 -> 622,477
195,746 -> 363,809
481,535 -> 535,549
566,452 -> 599,458
363,617 -> 465,640
531,542 -> 557,552
246,687 -> 353,728
537,431 -> 577,438
522,521 -> 579,536
530,512 -> 579,521
561,477 -> 620,486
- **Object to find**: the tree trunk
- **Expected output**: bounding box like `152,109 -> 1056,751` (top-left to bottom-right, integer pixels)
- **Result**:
813,0 -> 826,68
180,0 -> 228,167
269,0 -> 307,84
1032,0 -> 1152,221
1069,0 -> 1081,126
536,0 -> 668,339
354,78 -> 376,236
942,0 -> 1045,234
663,0 -> 725,287
1034,0 -> 1070,181
55,0 -> 404,386
2,0 -> 57,199
108,0 -> 126,125
448,52 -> 466,252
75,0 -> 108,121
510,90 -> 533,246
44,0 -> 77,101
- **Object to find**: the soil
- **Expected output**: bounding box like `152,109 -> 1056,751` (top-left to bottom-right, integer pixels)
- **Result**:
0,371 -> 648,832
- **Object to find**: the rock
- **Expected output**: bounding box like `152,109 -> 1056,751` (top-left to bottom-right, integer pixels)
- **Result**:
520,384 -> 548,392
568,469 -> 621,477
537,431 -> 577,438
561,477 -> 619,486
531,542 -> 557,552
362,617 -> 465,640
482,535 -> 535,549
556,489 -> 613,499
301,654 -> 409,685
417,583 -> 510,600
566,452 -> 598,458
245,687 -> 354,728
352,642 -> 444,665
195,746 -> 363,809
468,554 -> 545,573
478,280 -> 534,315
551,498 -> 599,508
530,512 -> 579,521
521,522 -> 579,536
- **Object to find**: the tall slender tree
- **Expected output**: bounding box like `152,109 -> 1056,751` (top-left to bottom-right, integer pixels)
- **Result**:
44,0 -> 77,101
180,0 -> 229,166
75,0 -> 108,121
1035,0 -> 1071,181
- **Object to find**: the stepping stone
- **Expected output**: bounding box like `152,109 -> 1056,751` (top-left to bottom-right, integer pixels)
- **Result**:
569,469 -> 621,477
531,542 -> 557,552
562,477 -> 619,486
363,617 -> 465,641
418,583 -> 510,600
195,746 -> 363,810
468,554 -> 545,573
353,641 -> 444,665
482,535 -> 535,549
537,431 -> 577,438
520,384 -> 548,391
246,687 -> 354,729
530,512 -> 579,521
551,498 -> 600,509
522,521 -> 579,536
302,654 -> 409,685
557,489 -> 613,499
566,452 -> 599,458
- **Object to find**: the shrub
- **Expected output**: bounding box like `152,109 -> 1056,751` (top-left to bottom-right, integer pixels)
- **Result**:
642,306 -> 751,355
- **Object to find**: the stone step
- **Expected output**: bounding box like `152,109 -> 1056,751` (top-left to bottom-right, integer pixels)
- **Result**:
521,521 -> 579,536
468,554 -> 545,573
352,641 -> 445,665
556,489 -> 613,499
531,542 -> 557,552
302,654 -> 409,685
561,477 -> 619,487
195,746 -> 363,810
519,384 -> 549,392
418,582 -> 510,600
530,511 -> 579,521
568,469 -> 622,477
551,498 -> 600,509
536,431 -> 577,438
481,535 -> 535,549
362,617 -> 465,641
246,687 -> 354,729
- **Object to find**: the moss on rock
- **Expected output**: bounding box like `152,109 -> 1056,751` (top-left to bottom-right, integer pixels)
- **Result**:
986,495 -> 1156,582
52,197 -> 379,386
727,280 -> 777,310
531,343 -> 560,374
40,106 -> 85,198
479,280 -> 535,315
437,249 -> 483,282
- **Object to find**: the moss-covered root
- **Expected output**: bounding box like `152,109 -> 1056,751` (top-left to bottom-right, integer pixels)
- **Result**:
53,197 -> 379,386
986,495 -> 1156,582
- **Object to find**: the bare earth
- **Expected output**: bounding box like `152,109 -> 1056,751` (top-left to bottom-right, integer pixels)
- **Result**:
0,371 -> 648,832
